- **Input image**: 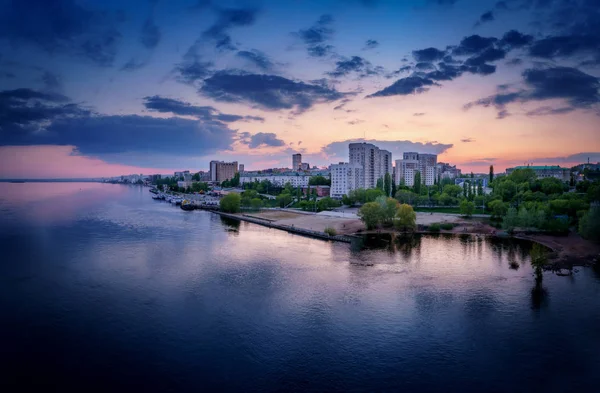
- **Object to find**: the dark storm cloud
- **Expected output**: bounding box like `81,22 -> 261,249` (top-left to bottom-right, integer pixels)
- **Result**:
465,47 -> 506,66
375,29 -> 535,98
0,0 -> 122,66
202,6 -> 259,51
367,76 -> 438,97
175,59 -> 214,85
364,39 -> 379,50
293,15 -> 336,58
453,35 -> 498,56
498,30 -> 534,49
413,48 -> 446,62
240,132 -> 286,148
415,62 -> 436,71
327,56 -> 383,78
236,50 -> 274,72
143,95 -> 264,123
0,88 -> 90,134
199,71 -> 348,112
307,45 -> 336,58
464,66 -> 600,118
140,17 -> 161,49
0,89 -> 236,156
524,67 -> 599,106
529,35 -> 600,62
475,11 -> 495,27
295,14 -> 334,45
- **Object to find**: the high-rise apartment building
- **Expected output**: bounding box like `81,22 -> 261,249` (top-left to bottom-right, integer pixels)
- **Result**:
292,154 -> 302,170
330,162 -> 364,198
395,152 -> 438,186
348,143 -> 392,189
210,161 -> 238,183
239,164 -> 245,173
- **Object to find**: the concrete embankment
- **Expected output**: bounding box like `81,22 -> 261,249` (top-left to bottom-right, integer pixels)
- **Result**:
212,211 -> 357,243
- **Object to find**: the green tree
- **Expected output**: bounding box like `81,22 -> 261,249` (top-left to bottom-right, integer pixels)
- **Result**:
470,172 -> 474,179
376,196 -> 399,226
308,175 -> 330,186
579,205 -> 600,242
276,193 -> 293,208
503,207 -> 519,231
460,200 -> 475,217
467,182 -> 474,201
394,203 -> 416,231
489,165 -> 494,184
358,202 -> 382,230
443,184 -> 462,199
192,172 -> 200,181
391,177 -> 397,196
384,172 -> 392,197
463,181 -> 468,198
413,171 -> 421,194
365,188 -> 384,202
530,243 -> 548,284
488,199 -> 508,218
395,190 -> 417,205
250,198 -> 263,210
376,177 -> 384,191
220,193 -> 241,213
477,181 -> 483,197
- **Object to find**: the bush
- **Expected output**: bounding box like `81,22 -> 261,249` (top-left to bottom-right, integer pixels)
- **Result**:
579,206 -> 600,241
428,223 -> 441,232
324,227 -> 337,236
394,203 -> 416,231
440,223 -> 454,230
220,193 -> 241,213
460,200 -> 475,217
358,202 -> 382,230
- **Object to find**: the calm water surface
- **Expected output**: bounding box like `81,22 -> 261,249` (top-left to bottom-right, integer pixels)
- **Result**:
1,183 -> 599,392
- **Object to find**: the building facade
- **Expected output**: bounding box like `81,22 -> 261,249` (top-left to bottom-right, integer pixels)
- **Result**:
395,152 -> 438,186
437,162 -> 462,179
330,162 -> 364,198
210,161 -> 238,182
506,165 -> 570,182
240,171 -> 330,188
348,142 -> 392,189
292,154 -> 302,170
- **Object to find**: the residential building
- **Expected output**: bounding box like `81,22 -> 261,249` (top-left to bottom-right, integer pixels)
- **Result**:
395,152 -> 438,186
210,161 -> 238,182
239,170 -> 330,188
348,142 -> 392,189
330,162 -> 363,198
437,162 -> 462,179
174,170 -> 190,179
300,162 -> 310,171
302,185 -> 331,197
239,164 -> 245,173
292,154 -> 302,170
454,177 -> 489,188
177,180 -> 193,189
506,165 -> 570,182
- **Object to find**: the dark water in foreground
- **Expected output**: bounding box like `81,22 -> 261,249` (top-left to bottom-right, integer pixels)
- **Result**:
1,183 -> 599,392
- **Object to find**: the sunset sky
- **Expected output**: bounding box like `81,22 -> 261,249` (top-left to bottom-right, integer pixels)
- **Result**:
1,0 -> 599,178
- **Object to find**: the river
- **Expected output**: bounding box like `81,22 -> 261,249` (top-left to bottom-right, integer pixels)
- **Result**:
1,182 -> 599,392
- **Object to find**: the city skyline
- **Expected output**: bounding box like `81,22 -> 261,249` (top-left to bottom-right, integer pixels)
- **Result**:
1,0 -> 599,178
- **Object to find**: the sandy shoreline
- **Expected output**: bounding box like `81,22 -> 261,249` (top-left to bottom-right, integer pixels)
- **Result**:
216,209 -> 599,269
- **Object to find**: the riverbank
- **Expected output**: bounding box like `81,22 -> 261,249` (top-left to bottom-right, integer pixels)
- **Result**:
214,209 -> 599,270
212,211 -> 358,243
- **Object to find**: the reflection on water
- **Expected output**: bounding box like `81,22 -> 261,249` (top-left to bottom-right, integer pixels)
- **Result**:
1,182 -> 599,392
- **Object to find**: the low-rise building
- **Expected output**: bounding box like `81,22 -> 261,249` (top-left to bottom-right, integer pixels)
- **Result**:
240,170 -> 330,188
506,165 -> 570,182
302,185 -> 330,197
